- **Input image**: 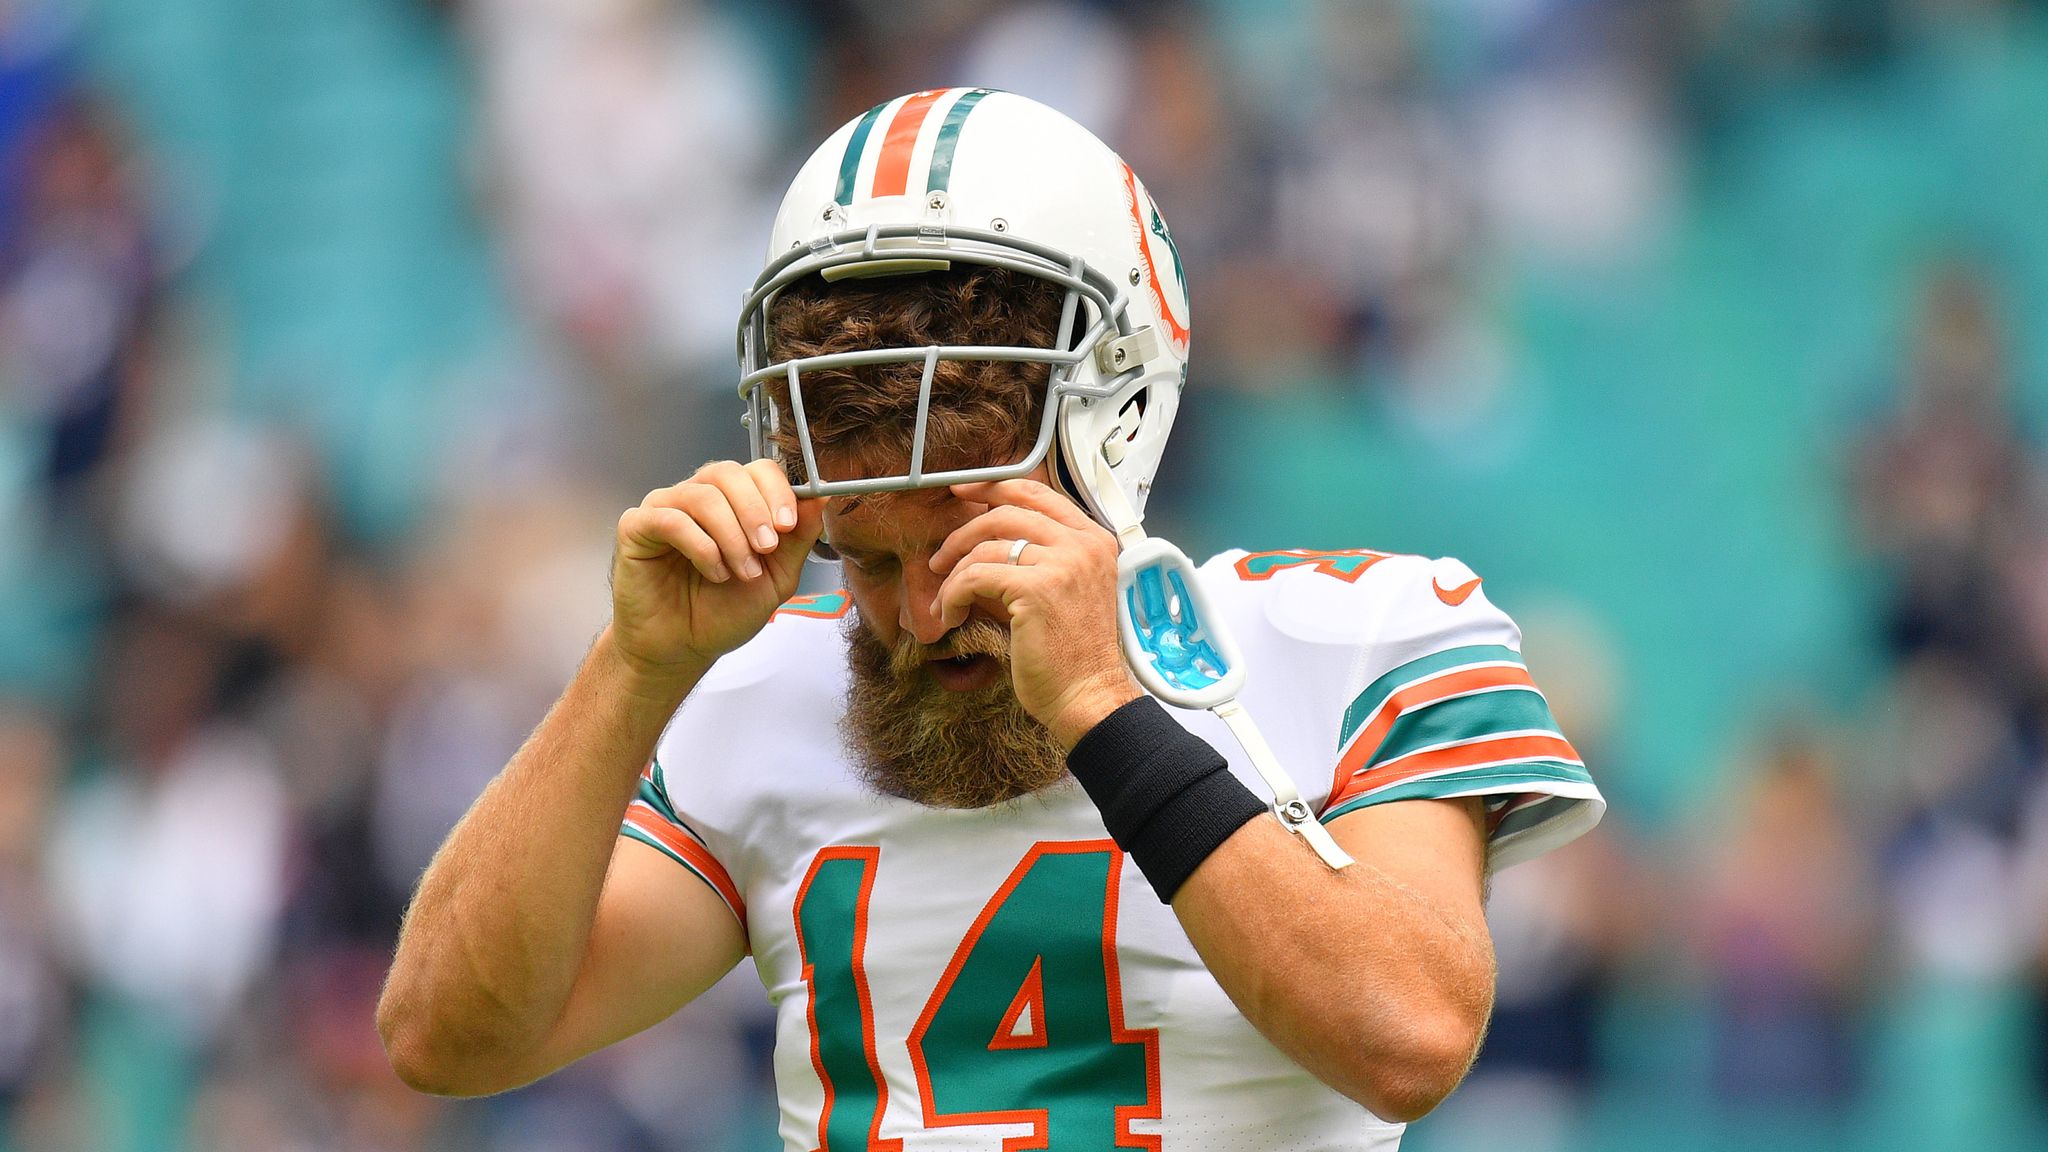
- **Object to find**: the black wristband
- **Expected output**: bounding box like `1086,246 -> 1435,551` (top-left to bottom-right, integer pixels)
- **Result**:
1065,696 -> 1266,903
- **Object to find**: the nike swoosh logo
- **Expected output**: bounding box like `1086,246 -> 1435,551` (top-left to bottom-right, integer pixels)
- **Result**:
1434,576 -> 1482,606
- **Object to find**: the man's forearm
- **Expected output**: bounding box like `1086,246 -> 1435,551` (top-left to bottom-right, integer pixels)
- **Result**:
1170,810 -> 1495,1123
377,626 -> 706,1091
1061,698 -> 1492,1119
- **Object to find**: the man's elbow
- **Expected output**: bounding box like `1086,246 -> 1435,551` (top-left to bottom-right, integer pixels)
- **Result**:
1342,1009 -> 1486,1124
378,997 -> 468,1097
377,989 -> 526,1098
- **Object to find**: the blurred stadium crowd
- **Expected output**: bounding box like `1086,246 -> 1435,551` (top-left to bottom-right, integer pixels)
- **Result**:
4,0 -> 2048,1149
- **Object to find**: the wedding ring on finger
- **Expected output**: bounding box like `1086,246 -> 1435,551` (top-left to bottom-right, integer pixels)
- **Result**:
1006,538 -> 1030,566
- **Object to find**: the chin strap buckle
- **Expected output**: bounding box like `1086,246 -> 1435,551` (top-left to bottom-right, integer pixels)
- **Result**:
1094,326 -> 1160,376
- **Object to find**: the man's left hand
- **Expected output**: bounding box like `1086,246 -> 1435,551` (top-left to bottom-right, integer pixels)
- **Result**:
930,478 -> 1142,748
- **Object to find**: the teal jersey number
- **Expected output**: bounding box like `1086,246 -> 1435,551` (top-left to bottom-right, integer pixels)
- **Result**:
912,841 -> 1161,1148
794,841 -> 1161,1150
794,846 -> 901,1152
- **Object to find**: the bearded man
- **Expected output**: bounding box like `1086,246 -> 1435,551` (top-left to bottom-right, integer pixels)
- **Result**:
377,90 -> 1603,1149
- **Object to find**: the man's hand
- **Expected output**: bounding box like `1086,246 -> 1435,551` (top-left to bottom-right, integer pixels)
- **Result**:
613,460 -> 825,682
929,478 -> 1141,747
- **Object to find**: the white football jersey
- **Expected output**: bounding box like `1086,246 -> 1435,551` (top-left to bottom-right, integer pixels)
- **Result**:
621,549 -> 1604,1151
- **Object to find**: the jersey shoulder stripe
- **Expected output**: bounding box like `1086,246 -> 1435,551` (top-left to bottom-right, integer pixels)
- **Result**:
1322,761 -> 1596,823
1238,548 -> 1606,871
1364,682 -> 1558,770
1338,644 -> 1526,743
620,761 -> 747,928
1324,643 -> 1583,808
1332,732 -> 1582,803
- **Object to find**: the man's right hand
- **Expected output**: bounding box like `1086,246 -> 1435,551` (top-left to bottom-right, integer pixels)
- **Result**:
383,464 -> 795,1094
611,460 -> 826,681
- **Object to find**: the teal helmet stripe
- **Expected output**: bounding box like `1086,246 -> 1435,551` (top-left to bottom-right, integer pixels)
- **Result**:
834,100 -> 892,205
925,87 -> 994,195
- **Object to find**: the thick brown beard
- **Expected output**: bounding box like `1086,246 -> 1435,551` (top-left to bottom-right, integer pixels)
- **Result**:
841,615 -> 1069,809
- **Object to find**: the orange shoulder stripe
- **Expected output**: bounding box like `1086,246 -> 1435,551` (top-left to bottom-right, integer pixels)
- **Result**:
1330,733 -> 1581,809
1333,664 -> 1540,780
623,801 -> 746,922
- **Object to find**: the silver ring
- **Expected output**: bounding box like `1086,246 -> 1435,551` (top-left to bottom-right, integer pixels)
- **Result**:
1006,538 -> 1030,565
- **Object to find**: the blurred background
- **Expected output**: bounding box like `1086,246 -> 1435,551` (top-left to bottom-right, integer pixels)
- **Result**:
3,0 -> 2048,1148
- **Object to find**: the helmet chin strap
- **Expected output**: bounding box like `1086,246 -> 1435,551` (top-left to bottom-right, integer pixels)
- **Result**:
1087,446 -> 1150,549
1092,452 -> 1354,872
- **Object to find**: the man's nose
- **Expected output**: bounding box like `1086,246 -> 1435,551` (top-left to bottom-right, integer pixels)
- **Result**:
898,562 -> 949,646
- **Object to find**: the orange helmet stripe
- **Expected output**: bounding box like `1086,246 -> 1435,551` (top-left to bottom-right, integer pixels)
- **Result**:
871,88 -> 949,199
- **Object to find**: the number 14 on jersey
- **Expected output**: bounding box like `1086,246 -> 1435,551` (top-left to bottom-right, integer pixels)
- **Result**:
793,841 -> 1163,1150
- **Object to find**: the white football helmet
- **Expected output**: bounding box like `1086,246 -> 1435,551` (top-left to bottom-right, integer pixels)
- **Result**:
736,87 -> 1192,532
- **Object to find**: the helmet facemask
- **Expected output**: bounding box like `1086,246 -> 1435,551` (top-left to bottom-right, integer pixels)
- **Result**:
739,223 -> 1151,518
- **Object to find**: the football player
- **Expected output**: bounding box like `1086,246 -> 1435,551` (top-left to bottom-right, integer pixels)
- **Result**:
378,90 -> 1604,1149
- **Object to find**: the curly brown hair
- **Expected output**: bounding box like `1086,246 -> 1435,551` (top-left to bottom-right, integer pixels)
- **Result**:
762,266 -> 1066,482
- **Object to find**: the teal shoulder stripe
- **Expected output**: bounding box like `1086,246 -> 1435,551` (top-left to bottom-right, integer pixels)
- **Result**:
1340,644 -> 1526,746
619,825 -> 735,912
639,761 -> 711,844
1365,689 -> 1560,770
926,88 -> 993,195
835,101 -> 891,205
621,823 -> 680,864
1320,761 -> 1594,823
635,776 -> 679,824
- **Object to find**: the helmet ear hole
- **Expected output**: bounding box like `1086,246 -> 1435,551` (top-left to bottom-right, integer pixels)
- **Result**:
1116,388 -> 1147,441
1101,388 -> 1148,466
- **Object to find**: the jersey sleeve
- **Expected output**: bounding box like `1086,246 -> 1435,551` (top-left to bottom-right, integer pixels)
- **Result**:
619,758 -> 748,928
612,594 -> 855,949
1314,554 -> 1604,872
